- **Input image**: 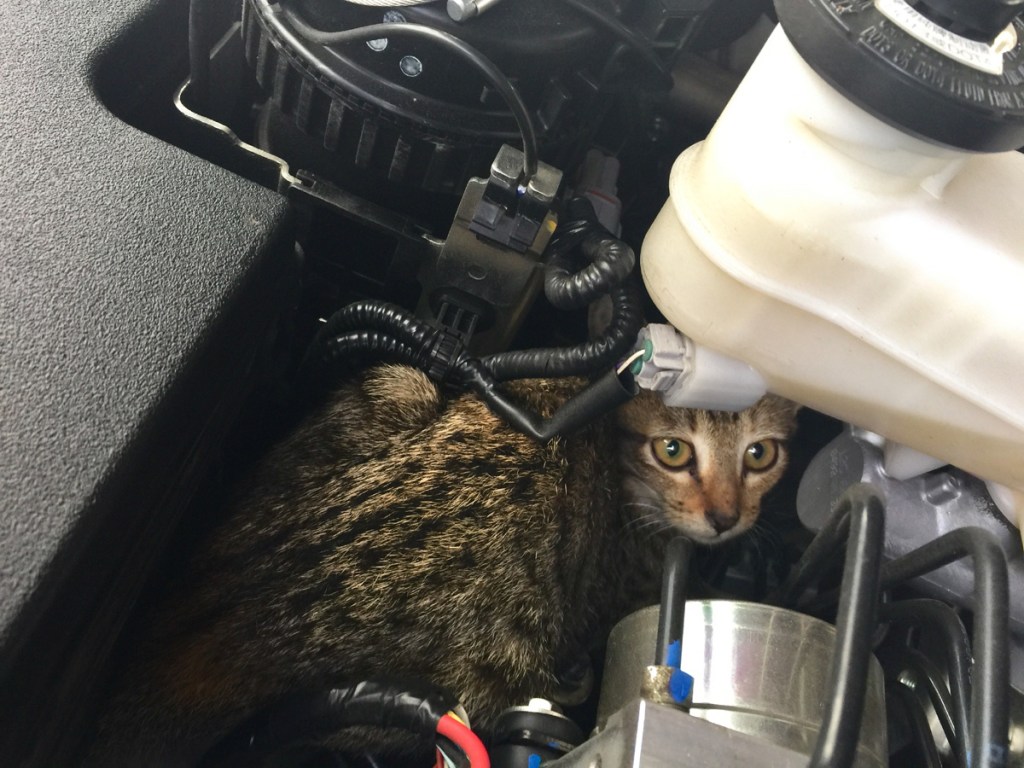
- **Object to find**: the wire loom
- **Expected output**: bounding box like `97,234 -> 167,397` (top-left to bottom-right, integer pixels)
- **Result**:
200,677 -> 490,767
302,199 -> 643,441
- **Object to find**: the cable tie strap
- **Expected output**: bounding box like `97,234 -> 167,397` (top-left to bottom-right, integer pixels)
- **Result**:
425,328 -> 467,385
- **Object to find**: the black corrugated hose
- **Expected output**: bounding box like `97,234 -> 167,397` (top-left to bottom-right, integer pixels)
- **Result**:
302,303 -> 637,441
543,219 -> 636,310
481,199 -> 643,382
303,200 -> 642,440
481,283 -> 642,382
319,301 -> 438,349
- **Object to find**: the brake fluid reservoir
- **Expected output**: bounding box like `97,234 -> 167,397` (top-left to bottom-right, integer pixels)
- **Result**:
642,0 -> 1024,501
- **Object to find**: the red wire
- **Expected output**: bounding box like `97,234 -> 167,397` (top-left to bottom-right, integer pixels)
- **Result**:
437,713 -> 490,768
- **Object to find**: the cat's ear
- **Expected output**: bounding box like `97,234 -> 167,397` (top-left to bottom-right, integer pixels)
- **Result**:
780,397 -> 803,417
772,395 -> 804,425
749,393 -> 803,430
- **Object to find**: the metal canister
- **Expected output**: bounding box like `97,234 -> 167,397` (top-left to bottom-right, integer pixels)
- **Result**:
597,601 -> 887,768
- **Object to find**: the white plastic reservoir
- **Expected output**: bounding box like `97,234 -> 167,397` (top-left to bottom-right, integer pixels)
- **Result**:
641,26 -> 1024,504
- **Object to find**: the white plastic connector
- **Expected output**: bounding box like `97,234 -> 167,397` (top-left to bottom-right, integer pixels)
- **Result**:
985,481 -> 1022,527
628,324 -> 767,411
575,149 -> 623,236
882,441 -> 947,481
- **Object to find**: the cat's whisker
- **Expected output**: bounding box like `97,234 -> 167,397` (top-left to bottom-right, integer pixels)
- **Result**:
624,514 -> 671,537
621,502 -> 663,515
622,475 -> 661,502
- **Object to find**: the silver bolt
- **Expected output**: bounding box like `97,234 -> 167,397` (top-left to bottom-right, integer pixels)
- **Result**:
447,0 -> 506,22
369,12 -> 405,51
400,55 -> 423,77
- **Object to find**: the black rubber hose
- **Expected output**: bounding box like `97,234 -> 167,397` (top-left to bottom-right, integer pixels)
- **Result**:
544,232 -> 636,311
458,360 -> 637,441
878,528 -> 1010,768
201,678 -> 458,766
808,484 -> 886,768
481,283 -> 643,381
880,600 -> 971,768
655,537 -> 695,666
904,654 -> 960,762
188,0 -> 214,110
775,495 -> 853,607
551,0 -> 674,88
894,683 -> 945,768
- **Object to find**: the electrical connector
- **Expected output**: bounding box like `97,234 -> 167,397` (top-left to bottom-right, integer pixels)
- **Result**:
469,144 -> 562,253
628,324 -> 767,411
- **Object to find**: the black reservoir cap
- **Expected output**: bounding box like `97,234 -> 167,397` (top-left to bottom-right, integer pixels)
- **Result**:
916,0 -> 1024,42
774,0 -> 1024,152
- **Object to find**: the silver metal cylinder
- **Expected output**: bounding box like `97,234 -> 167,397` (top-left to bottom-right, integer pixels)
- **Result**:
598,601 -> 888,768
446,0 -> 506,22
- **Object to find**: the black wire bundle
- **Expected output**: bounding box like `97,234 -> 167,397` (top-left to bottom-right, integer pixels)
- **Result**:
200,678 -> 458,766
552,0 -> 674,88
479,199 -> 643,382
302,299 -> 636,442
302,199 -> 642,441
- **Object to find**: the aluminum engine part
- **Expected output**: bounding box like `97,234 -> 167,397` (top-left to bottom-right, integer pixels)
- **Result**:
797,426 -> 1024,688
596,601 -> 887,768
549,699 -> 811,768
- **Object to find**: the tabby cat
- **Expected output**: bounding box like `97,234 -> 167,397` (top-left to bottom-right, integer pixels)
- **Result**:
86,364 -> 798,766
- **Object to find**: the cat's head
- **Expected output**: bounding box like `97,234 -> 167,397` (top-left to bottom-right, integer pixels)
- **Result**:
616,391 -> 800,545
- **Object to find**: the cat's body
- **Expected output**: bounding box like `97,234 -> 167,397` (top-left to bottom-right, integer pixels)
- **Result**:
87,365 -> 798,766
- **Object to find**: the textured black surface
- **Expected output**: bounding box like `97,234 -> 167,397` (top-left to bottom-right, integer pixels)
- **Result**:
918,0 -> 1023,40
0,0 -> 294,763
776,0 -> 1024,152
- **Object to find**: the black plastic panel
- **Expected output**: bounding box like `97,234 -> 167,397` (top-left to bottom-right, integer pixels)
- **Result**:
0,0 -> 295,763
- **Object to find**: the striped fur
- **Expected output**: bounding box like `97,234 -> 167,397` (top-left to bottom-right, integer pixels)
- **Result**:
87,365 -> 797,765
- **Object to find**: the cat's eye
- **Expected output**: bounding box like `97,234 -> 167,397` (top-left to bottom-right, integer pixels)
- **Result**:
652,438 -> 694,469
744,439 -> 779,472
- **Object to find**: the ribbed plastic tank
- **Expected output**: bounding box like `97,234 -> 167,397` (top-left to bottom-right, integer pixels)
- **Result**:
641,16 -> 1024,510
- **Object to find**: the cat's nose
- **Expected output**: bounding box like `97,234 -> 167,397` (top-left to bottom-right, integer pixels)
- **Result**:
706,508 -> 740,534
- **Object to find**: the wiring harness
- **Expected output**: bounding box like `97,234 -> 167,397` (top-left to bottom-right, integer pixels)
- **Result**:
302,198 -> 643,441
201,678 -> 489,767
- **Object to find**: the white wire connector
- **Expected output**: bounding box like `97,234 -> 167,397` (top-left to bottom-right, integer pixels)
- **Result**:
626,324 -> 768,411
